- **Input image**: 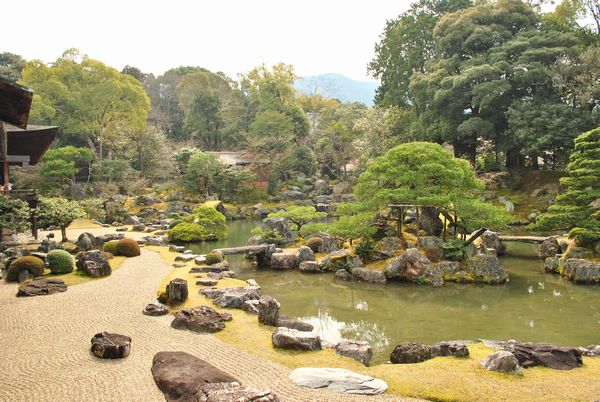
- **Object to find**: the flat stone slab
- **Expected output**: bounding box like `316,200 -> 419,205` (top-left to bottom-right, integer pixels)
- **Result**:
171,306 -> 232,333
152,351 -> 238,401
196,279 -> 219,286
207,270 -> 236,279
175,254 -> 195,262
201,286 -> 260,309
196,382 -> 279,402
289,367 -> 387,395
143,303 -> 169,316
16,277 -> 67,297
90,332 -> 131,359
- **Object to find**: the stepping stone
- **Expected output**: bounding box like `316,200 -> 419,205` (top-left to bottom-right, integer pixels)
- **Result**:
16,277 -> 67,297
91,332 -> 131,359
172,263 -> 186,268
143,303 -> 169,316
169,245 -> 185,253
207,271 -> 236,279
197,382 -> 279,401
175,254 -> 195,262
196,279 -> 218,287
289,367 -> 387,395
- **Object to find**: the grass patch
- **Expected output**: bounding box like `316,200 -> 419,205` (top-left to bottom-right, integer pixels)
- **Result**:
149,245 -> 600,401
67,219 -> 103,230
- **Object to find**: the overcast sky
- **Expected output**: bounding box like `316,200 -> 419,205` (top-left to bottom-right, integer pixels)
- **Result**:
5,0 -> 413,82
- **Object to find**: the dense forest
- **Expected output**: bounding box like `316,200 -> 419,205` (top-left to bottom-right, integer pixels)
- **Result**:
0,0 -> 598,198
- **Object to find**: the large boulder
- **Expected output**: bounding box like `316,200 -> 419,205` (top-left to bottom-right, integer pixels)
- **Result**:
384,248 -> 442,286
171,306 -> 232,333
143,303 -> 169,316
390,341 -> 469,364
278,317 -> 314,332
76,250 -> 111,277
195,382 -> 279,402
505,341 -> 583,370
297,246 -> 315,263
321,249 -> 362,272
90,332 -> 131,359
479,231 -> 506,256
201,286 -> 261,309
313,179 -> 331,196
351,268 -> 387,284
262,217 -> 292,244
299,261 -> 320,273
538,237 -> 561,259
257,295 -> 280,326
562,259 -> 600,284
166,278 -> 188,305
289,368 -> 387,395
272,327 -> 321,351
76,232 -> 96,251
461,255 -> 508,284
544,256 -> 561,274
481,351 -> 522,375
377,236 -> 403,258
270,253 -> 299,270
151,351 -> 238,401
335,340 -> 373,366
16,277 -> 67,297
420,207 -> 444,236
335,269 -> 352,281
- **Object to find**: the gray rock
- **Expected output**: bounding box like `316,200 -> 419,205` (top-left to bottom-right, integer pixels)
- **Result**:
143,303 -> 169,316
201,286 -> 261,309
313,179 -> 331,196
270,252 -> 299,270
247,235 -> 266,245
351,267 -> 387,284
289,368 -> 387,395
195,382 -> 279,402
272,327 -> 321,351
544,257 -> 561,274
196,279 -> 218,286
579,345 -> 600,357
283,190 -> 304,200
132,224 -> 146,232
431,341 -> 469,358
384,248 -> 442,286
563,247 -> 594,260
144,236 -> 166,246
171,306 -> 232,333
258,295 -> 280,326
479,231 -> 506,256
76,250 -> 111,277
481,351 -> 522,375
207,271 -> 236,280
124,215 -> 141,225
335,269 -> 352,281
332,182 -> 352,195
299,261 -> 321,273
377,236 -> 403,258
242,300 -> 260,314
151,351 -> 238,402
16,277 -> 67,297
91,332 -> 131,359
462,255 -> 508,284
504,341 -> 583,370
246,278 -> 260,288
76,232 -> 95,251
297,246 -> 315,263
335,340 -> 373,366
390,342 -> 433,364
278,318 -> 314,332
321,249 -> 362,271
190,261 -> 231,273
174,253 -> 195,262
169,245 -> 185,253
562,259 -> 600,284
166,278 -> 188,305
539,237 -> 561,259
262,217 -> 292,244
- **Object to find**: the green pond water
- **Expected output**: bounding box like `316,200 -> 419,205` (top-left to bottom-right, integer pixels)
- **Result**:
188,220 -> 600,364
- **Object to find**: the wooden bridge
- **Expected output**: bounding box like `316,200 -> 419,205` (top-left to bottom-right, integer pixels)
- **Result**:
498,235 -> 547,244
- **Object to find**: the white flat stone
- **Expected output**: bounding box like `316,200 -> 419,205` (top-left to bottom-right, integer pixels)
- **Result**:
289,367 -> 387,395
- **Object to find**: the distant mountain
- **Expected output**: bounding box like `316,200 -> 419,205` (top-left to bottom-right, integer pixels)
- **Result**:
294,73 -> 378,107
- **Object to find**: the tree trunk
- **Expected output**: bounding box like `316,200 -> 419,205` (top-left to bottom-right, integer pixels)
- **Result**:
60,226 -> 68,243
86,136 -> 100,162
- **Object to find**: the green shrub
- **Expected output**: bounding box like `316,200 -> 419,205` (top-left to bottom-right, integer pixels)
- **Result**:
568,227 -> 600,249
299,223 -> 328,238
116,238 -> 141,257
441,240 -> 468,261
47,249 -> 74,274
168,222 -> 206,242
205,251 -> 224,265
6,256 -> 45,282
251,227 -> 284,245
304,237 -> 323,252
103,240 -> 120,256
193,206 -> 228,240
355,238 -> 374,260
168,219 -> 183,229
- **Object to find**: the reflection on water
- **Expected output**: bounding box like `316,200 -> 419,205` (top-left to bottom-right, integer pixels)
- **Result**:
187,221 -> 600,364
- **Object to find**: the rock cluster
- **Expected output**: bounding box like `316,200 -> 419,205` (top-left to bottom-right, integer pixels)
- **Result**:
171,306 -> 232,333
201,286 -> 261,309
390,341 -> 469,364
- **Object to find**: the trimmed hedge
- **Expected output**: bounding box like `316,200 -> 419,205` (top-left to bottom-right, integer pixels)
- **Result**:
116,238 -> 141,257
6,256 -> 45,282
103,240 -> 120,256
168,222 -> 206,242
47,249 -> 75,274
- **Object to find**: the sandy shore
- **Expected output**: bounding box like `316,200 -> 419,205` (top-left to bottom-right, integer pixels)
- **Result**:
0,245 -> 414,401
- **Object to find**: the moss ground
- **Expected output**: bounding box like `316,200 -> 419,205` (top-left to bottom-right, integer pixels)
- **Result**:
149,245 -> 600,401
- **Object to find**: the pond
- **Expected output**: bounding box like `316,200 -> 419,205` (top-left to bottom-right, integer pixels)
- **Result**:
187,220 -> 600,364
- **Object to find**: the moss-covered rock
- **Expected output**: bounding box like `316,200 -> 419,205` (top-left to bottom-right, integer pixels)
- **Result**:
6,256 -> 46,282
116,238 -> 141,257
47,249 -> 75,274
103,240 -> 120,256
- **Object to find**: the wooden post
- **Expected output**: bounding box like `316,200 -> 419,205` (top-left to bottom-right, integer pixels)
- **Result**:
397,206 -> 403,237
416,206 -> 420,244
0,121 -> 8,192
443,215 -> 447,241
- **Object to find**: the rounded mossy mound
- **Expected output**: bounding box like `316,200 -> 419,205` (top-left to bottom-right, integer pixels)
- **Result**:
116,238 -> 141,257
205,251 -> 224,265
6,256 -> 46,282
103,240 -> 120,256
305,237 -> 323,253
168,222 -> 206,242
168,219 -> 183,229
47,249 -> 75,274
